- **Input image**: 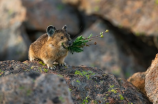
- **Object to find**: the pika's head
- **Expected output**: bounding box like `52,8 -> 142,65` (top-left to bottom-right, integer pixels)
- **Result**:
46,25 -> 72,50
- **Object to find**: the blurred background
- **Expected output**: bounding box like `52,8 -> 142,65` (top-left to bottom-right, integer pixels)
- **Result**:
0,0 -> 158,78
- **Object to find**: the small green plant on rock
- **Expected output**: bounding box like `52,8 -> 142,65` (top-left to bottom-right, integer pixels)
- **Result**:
119,94 -> 124,100
39,61 -> 46,66
0,69 -> 4,76
75,70 -> 95,79
43,68 -> 49,73
82,96 -> 89,104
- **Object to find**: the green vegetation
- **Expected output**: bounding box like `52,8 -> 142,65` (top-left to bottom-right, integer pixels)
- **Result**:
43,68 -> 49,73
19,86 -> 25,90
76,79 -> 81,83
69,88 -> 72,91
0,69 -> 4,76
68,30 -> 108,54
38,67 -> 43,73
57,74 -> 63,78
119,94 -> 124,100
82,97 -> 89,104
26,89 -> 32,96
75,70 -> 95,79
39,61 -> 46,66
108,85 -> 117,94
59,96 -> 65,102
57,5 -> 64,11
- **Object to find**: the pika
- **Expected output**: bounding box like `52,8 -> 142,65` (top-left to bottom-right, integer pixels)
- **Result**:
29,25 -> 73,70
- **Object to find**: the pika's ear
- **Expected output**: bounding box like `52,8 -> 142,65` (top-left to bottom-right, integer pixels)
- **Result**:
62,25 -> 67,31
46,25 -> 56,37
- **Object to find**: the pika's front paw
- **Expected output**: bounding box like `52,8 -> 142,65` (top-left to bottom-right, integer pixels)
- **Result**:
59,62 -> 67,67
47,65 -> 56,70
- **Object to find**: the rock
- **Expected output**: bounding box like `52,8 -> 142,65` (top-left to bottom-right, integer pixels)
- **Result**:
0,60 -> 151,104
0,0 -> 31,61
22,0 -> 80,34
0,0 -> 26,29
128,72 -> 146,95
0,22 -> 31,61
65,20 -> 145,78
128,54 -> 158,104
0,72 -> 73,104
63,0 -> 158,36
145,54 -> 158,104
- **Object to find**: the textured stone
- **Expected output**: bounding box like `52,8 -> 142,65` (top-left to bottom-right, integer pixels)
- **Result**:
22,0 -> 80,34
0,22 -> 30,61
0,72 -> 73,104
145,54 -> 158,104
0,60 -> 151,104
63,0 -> 158,36
0,0 -> 26,29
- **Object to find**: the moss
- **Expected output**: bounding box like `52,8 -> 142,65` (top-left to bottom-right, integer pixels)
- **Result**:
110,85 -> 114,88
19,86 -> 25,90
0,69 -> 4,76
31,66 -> 34,69
57,74 -> 63,78
38,67 -> 43,73
26,89 -> 32,96
43,68 -> 49,73
57,4 -> 64,11
82,97 -> 89,104
76,79 -> 80,83
119,94 -> 124,100
111,89 -> 117,94
39,61 -> 46,66
59,96 -> 65,102
75,70 -> 95,79
69,88 -> 72,91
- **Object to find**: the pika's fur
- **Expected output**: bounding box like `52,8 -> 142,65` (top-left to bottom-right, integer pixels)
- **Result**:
29,25 -> 72,70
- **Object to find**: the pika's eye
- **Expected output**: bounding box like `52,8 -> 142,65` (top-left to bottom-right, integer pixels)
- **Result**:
61,36 -> 64,39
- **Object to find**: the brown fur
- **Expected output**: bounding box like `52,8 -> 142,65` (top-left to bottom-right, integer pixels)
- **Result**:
29,28 -> 72,69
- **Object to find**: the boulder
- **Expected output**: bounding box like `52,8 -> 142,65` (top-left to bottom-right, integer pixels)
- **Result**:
0,0 -> 30,61
22,0 -> 80,34
0,0 -> 26,29
0,23 -> 30,61
63,0 -> 158,36
0,72 -> 73,104
128,54 -> 158,104
145,54 -> 158,104
0,60 -> 151,104
65,20 -> 145,78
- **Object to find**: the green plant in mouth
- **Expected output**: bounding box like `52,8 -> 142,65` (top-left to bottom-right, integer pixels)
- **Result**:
67,30 -> 109,54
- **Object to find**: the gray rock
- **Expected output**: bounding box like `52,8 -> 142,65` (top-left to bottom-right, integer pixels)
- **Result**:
22,0 -> 80,34
0,22 -> 30,61
0,72 -> 73,104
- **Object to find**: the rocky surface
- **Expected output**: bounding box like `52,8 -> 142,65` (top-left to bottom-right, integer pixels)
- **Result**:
63,0 -> 158,36
0,60 -> 151,104
0,72 -> 73,104
128,54 -> 158,104
145,54 -> 158,104
22,0 -> 80,34
0,22 -> 30,61
0,0 -> 30,61
66,20 -> 146,78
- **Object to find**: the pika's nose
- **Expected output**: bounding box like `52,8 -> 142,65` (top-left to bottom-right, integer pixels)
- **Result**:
68,41 -> 72,46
